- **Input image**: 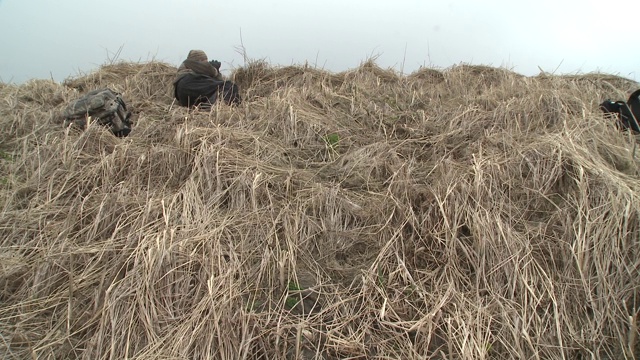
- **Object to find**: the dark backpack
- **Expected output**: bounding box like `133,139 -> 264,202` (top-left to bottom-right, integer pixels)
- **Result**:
600,89 -> 640,133
63,88 -> 132,137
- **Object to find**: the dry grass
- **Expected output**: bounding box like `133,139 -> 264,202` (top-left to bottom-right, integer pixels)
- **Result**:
1,59 -> 640,359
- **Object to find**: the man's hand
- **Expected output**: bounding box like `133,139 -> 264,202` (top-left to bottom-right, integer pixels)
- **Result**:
209,60 -> 222,70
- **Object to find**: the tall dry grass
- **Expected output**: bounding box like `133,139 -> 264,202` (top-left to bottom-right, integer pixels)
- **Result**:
0,59 -> 639,359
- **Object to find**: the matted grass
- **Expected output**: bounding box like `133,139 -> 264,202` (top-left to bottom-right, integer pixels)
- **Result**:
0,59 -> 639,359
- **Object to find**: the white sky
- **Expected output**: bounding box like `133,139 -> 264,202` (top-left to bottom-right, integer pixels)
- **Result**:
0,0 -> 638,83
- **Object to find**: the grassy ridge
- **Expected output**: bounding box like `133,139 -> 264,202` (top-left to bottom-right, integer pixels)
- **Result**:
0,60 -> 639,359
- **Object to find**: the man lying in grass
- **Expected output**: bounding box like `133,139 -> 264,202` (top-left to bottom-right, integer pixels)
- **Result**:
173,49 -> 241,108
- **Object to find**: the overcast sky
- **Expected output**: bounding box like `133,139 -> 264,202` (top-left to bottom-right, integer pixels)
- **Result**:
0,0 -> 638,83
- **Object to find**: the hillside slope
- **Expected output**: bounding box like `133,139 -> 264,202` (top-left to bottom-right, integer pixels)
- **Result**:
0,61 -> 639,359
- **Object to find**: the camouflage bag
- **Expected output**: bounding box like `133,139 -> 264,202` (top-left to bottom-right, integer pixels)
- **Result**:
63,88 -> 132,137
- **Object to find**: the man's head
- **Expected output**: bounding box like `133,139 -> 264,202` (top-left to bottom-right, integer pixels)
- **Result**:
187,50 -> 208,62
